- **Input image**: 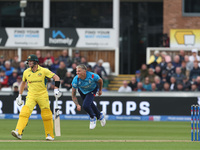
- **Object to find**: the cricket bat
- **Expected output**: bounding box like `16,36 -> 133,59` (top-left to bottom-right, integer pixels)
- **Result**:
54,97 -> 61,136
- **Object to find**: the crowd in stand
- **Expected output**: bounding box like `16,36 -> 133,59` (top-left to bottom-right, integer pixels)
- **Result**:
0,50 -> 108,92
118,49 -> 200,92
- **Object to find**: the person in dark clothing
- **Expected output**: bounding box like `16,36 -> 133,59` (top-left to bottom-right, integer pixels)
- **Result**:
189,60 -> 200,81
8,69 -> 18,86
17,61 -> 26,77
172,55 -> 181,69
72,50 -> 81,65
93,59 -> 107,78
154,65 -> 162,78
59,50 -> 72,68
161,70 -> 170,84
62,72 -> 73,91
182,76 -> 191,91
50,58 -> 60,73
128,77 -> 137,91
71,63 -> 77,77
56,61 -> 67,84
166,62 -> 175,79
172,67 -> 185,83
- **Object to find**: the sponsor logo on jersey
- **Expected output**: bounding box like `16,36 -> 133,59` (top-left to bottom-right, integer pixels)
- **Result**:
28,80 -> 42,84
38,73 -> 42,77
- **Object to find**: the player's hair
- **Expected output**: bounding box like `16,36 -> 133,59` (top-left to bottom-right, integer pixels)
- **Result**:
76,64 -> 87,70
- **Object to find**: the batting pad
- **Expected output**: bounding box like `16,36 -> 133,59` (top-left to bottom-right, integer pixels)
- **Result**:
16,105 -> 30,135
41,109 -> 54,138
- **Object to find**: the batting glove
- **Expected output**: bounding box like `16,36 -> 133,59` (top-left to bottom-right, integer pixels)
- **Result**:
16,94 -> 23,106
54,88 -> 62,98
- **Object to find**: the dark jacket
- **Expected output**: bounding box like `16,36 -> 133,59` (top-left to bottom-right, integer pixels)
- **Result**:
56,68 -> 67,80
189,67 -> 200,81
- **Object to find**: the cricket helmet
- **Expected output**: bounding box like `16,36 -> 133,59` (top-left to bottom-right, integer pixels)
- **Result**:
26,54 -> 39,62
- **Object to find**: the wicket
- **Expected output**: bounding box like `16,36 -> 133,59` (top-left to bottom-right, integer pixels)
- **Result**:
191,105 -> 200,141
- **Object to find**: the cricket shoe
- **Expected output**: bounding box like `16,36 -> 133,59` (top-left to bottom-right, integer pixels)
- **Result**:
46,134 -> 54,141
11,130 -> 22,140
89,117 -> 96,129
99,111 -> 106,127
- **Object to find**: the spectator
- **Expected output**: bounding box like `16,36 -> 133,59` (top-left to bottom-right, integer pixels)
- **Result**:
2,60 -> 14,76
179,50 -> 185,63
36,50 -> 44,66
62,72 -> 73,91
191,82 -> 198,92
80,56 -> 88,66
161,51 -> 171,63
147,68 -> 156,83
11,55 -> 20,69
118,80 -> 132,92
0,55 -> 5,69
12,82 -> 19,96
181,61 -> 187,76
92,59 -> 110,88
169,76 -> 177,91
176,82 -> 184,91
148,50 -> 162,69
151,83 -> 157,91
189,49 -> 200,62
142,77 -> 152,91
172,67 -> 185,83
13,76 -> 22,89
189,60 -> 200,81
87,65 -> 93,72
44,52 -> 54,69
162,82 -> 170,91
56,61 -> 67,83
184,55 -> 193,78
161,70 -> 169,84
154,76 -> 162,91
134,82 -> 145,92
72,50 -> 81,65
17,61 -> 26,77
93,59 -> 107,78
165,62 -> 175,79
8,69 -> 18,86
159,57 -> 167,72
71,63 -> 77,77
59,49 -> 72,68
172,55 -> 181,69
135,70 -> 141,82
140,64 -> 148,81
50,58 -> 60,73
182,76 -> 191,91
0,70 -> 8,88
128,77 -> 137,91
154,65 -> 162,78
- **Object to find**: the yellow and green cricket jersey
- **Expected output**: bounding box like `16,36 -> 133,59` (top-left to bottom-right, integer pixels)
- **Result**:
22,65 -> 55,95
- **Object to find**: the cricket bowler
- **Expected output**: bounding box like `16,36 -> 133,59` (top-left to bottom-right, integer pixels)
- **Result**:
11,54 -> 61,141
71,64 -> 106,129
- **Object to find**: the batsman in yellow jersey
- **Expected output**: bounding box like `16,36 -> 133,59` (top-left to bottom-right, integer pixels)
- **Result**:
11,54 -> 62,141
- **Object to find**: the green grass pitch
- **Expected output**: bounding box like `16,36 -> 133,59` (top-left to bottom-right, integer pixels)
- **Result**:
0,119 -> 199,150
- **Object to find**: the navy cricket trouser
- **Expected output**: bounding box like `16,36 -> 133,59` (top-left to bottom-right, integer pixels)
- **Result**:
78,87 -> 101,119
